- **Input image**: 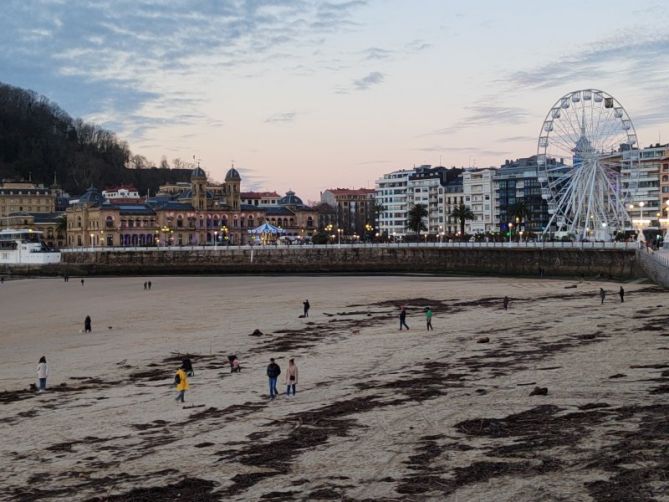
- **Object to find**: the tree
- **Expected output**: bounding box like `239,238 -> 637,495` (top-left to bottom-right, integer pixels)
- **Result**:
406,204 -> 428,235
450,203 -> 475,236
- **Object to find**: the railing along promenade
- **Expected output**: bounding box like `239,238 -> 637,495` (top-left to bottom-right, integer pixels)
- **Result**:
61,241 -> 641,253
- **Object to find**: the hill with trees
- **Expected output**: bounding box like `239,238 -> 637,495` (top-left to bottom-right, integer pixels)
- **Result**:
0,82 -> 191,195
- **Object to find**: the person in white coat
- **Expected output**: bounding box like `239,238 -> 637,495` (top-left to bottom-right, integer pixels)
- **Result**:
285,358 -> 298,396
37,356 -> 48,392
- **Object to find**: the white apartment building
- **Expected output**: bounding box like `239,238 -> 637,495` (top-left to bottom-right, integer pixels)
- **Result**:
406,166 -> 445,235
375,169 -> 411,237
462,168 -> 496,233
622,144 -> 665,227
102,187 -> 140,199
443,182 -> 464,234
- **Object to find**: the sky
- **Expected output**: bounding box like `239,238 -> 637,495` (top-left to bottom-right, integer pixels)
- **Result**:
2,0 -> 669,201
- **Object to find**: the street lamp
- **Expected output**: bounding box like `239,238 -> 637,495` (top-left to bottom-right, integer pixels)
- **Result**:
214,231 -> 218,248
337,228 -> 343,245
508,222 -> 513,242
90,233 -> 94,247
639,201 -> 645,222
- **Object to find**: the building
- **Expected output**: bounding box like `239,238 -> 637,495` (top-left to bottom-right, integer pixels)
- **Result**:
442,175 -> 465,235
320,188 -> 375,236
623,144 -> 665,228
406,166 -> 463,236
661,151 -> 669,228
375,169 -> 412,238
67,166 -> 265,247
241,191 -> 281,207
494,156 -> 550,234
66,168 -> 316,247
102,186 -> 140,200
262,191 -> 317,239
461,168 -> 496,234
0,181 -> 57,218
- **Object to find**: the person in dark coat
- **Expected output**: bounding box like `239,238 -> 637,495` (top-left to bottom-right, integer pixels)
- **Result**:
619,286 -> 624,303
399,306 -> 409,331
303,299 -> 310,317
84,315 -> 92,333
503,296 -> 509,310
600,288 -> 606,305
80,278 -> 85,286
267,358 -> 281,399
148,281 -> 152,290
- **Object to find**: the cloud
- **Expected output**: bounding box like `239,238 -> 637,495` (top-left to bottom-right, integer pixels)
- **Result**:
416,145 -> 510,157
0,0 -> 369,140
265,112 -> 296,124
405,39 -> 431,52
353,71 -> 384,91
360,47 -> 393,60
422,105 -> 528,136
503,34 -> 669,90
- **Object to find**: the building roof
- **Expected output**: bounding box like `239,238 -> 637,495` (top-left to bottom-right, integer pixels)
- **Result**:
264,206 -> 296,216
112,205 -> 156,216
278,190 -> 305,207
76,186 -> 106,207
225,167 -> 241,181
191,166 -> 207,179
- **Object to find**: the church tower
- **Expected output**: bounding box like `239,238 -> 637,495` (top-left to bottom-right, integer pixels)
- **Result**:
225,165 -> 241,210
191,166 -> 207,210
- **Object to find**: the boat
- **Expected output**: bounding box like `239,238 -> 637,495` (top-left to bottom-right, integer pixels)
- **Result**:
0,229 -> 61,265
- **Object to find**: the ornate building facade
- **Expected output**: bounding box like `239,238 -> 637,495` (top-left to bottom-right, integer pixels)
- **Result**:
66,167 -> 316,247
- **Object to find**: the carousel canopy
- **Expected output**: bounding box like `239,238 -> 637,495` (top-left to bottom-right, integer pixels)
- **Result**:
248,222 -> 285,234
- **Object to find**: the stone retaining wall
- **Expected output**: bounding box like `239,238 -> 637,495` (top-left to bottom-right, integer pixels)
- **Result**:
1,247 -> 640,278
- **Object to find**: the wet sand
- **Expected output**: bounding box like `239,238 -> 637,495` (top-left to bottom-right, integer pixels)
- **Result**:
0,275 -> 668,501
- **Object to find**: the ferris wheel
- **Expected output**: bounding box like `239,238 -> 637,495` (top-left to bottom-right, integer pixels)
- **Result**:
537,89 -> 639,240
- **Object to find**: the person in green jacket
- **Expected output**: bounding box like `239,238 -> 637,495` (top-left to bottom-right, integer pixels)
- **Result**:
425,307 -> 433,331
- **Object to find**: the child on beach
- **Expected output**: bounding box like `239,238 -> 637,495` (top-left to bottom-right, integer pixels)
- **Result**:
182,357 -> 194,377
174,364 -> 189,403
36,356 -> 48,392
425,307 -> 433,331
285,358 -> 298,396
84,315 -> 92,333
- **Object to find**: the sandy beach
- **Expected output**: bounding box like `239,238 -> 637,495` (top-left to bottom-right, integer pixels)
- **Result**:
0,275 -> 668,501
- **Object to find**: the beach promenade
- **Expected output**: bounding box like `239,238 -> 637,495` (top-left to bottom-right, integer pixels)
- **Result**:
0,275 -> 667,500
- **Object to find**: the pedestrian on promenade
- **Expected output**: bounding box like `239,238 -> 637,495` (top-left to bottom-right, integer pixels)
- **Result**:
600,288 -> 606,305
36,356 -> 48,392
503,296 -> 509,310
148,281 -> 152,290
84,315 -> 92,333
0,277 -> 4,285
619,286 -> 625,303
303,299 -> 310,317
399,306 -> 410,331
425,307 -> 433,331
285,358 -> 298,396
174,364 -> 189,403
267,358 -> 281,399
80,278 -> 85,286
182,357 -> 194,377
144,281 -> 147,290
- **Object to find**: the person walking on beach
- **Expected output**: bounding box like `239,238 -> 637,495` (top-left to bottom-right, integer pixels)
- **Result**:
600,288 -> 606,305
36,356 -> 48,392
174,364 -> 189,403
303,299 -> 310,317
503,296 -> 509,310
182,357 -> 194,377
399,306 -> 410,331
425,307 -> 433,331
80,278 -> 85,286
619,286 -> 625,303
84,315 -> 92,333
285,358 -> 298,396
0,276 -> 4,285
148,281 -> 152,290
267,358 -> 281,399
143,281 -> 147,290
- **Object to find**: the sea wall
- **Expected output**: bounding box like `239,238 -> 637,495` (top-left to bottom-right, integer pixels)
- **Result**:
637,250 -> 669,289
2,246 -> 642,279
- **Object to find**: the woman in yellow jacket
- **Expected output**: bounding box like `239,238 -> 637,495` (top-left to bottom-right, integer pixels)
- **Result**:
175,364 -> 189,403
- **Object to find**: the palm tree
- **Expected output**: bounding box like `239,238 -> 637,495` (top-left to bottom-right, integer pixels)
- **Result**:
450,203 -> 475,236
406,204 -> 428,235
